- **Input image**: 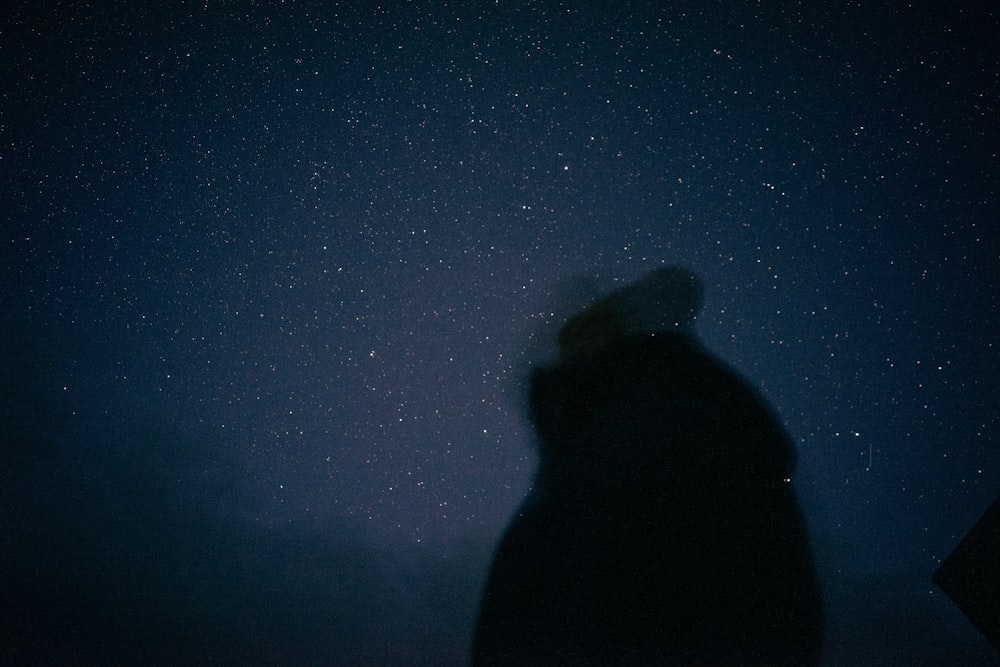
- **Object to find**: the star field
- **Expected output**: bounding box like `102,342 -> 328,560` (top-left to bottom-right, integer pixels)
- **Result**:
2,2 -> 998,664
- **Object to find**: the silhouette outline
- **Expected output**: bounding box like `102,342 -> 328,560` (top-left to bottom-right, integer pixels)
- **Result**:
473,267 -> 824,665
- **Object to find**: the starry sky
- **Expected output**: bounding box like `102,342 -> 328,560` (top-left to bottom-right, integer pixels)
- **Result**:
2,1 -> 998,664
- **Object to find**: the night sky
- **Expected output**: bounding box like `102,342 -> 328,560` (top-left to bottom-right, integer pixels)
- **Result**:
2,2 -> 998,665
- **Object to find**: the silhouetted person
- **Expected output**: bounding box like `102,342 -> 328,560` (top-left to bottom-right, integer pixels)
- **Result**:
473,267 -> 823,666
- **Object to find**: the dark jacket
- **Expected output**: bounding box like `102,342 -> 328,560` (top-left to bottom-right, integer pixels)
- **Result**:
473,333 -> 823,666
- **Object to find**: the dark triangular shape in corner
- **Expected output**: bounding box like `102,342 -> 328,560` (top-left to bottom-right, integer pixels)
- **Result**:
932,493 -> 1000,654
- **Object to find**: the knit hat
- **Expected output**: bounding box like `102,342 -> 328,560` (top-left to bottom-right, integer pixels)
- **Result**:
558,266 -> 704,360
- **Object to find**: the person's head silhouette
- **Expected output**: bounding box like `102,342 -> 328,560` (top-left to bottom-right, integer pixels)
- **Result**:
558,266 -> 704,361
